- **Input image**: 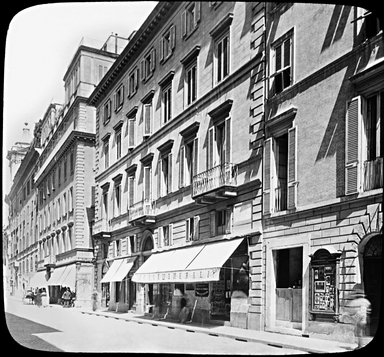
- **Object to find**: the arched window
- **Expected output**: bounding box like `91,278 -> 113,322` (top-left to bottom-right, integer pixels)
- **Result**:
142,231 -> 154,251
364,235 -> 382,257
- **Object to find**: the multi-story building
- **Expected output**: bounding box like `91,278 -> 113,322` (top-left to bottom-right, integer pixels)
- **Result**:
89,1 -> 265,329
32,34 -> 127,307
262,3 -> 382,341
5,123 -> 41,297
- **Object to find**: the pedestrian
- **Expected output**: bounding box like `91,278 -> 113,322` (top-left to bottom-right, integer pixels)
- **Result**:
35,289 -> 42,308
41,288 -> 49,307
346,284 -> 371,349
179,297 -> 190,324
62,287 -> 71,308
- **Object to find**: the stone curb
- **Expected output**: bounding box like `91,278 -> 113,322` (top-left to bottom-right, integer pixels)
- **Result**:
79,309 -> 353,354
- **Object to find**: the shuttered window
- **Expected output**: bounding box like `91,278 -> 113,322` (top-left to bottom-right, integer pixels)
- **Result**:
287,127 -> 297,209
143,103 -> 152,137
181,2 -> 201,38
160,25 -> 176,62
263,138 -> 272,215
144,166 -> 151,201
345,97 -> 361,195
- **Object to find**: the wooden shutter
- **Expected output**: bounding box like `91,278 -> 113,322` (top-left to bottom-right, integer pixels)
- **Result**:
160,37 -> 164,62
179,145 -> 185,188
210,211 -> 216,237
157,159 -> 162,198
170,25 -> 176,50
150,48 -> 156,72
185,220 -> 190,242
181,11 -> 187,38
192,137 -> 198,177
144,166 -> 151,201
128,176 -> 135,208
225,206 -> 233,234
208,126 -> 215,169
134,68 -> 139,90
157,227 -> 163,248
345,97 -> 361,195
287,127 -> 297,209
169,223 -> 173,246
140,59 -> 145,81
128,118 -> 135,149
263,138 -> 272,214
225,117 -> 231,164
193,215 -> 200,241
144,104 -> 151,136
168,153 -> 173,194
195,2 -> 201,25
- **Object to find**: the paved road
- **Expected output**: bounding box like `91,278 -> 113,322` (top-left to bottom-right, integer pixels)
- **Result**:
5,297 -> 306,354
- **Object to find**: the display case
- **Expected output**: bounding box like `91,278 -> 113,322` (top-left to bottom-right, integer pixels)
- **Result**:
309,248 -> 341,321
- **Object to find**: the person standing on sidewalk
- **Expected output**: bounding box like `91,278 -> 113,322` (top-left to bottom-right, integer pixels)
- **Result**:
41,288 -> 49,307
346,284 -> 371,349
35,289 -> 42,307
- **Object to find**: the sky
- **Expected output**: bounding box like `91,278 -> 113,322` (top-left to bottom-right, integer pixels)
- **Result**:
2,1 -> 158,224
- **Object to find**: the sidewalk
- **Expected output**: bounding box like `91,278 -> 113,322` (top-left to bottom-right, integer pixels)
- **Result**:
76,306 -> 357,354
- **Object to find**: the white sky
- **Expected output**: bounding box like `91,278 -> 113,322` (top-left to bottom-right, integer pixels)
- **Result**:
2,1 -> 157,223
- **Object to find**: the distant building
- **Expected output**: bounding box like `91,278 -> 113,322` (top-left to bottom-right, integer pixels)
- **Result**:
30,34 -> 127,308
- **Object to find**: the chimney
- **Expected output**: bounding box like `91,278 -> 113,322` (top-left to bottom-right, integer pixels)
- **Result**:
22,122 -> 31,143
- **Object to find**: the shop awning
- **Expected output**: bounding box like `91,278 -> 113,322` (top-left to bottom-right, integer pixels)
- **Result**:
48,265 -> 76,289
132,238 -> 244,283
60,265 -> 77,290
29,271 -> 49,288
48,266 -> 66,286
101,257 -> 136,283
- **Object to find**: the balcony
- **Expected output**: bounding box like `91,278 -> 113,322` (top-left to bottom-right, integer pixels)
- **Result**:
128,199 -> 156,225
275,184 -> 287,212
93,218 -> 111,239
44,255 -> 56,268
363,157 -> 383,192
192,163 -> 238,204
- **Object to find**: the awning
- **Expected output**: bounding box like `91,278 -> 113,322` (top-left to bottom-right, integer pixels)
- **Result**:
100,257 -> 136,283
48,266 -> 66,286
48,265 -> 77,289
29,271 -> 49,288
132,238 -> 244,283
60,265 -> 77,290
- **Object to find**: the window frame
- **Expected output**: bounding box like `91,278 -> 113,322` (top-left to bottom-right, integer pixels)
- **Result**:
185,59 -> 197,106
114,84 -> 124,112
214,29 -> 230,84
103,98 -> 112,125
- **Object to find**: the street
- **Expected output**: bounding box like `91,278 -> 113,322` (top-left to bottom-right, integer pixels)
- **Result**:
4,296 -> 306,354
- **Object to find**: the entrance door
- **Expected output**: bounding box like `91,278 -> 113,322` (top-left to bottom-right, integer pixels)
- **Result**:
275,247 -> 303,328
363,234 -> 382,336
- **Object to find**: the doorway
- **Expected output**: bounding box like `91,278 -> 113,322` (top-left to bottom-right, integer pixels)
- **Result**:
363,234 -> 382,336
274,247 -> 303,329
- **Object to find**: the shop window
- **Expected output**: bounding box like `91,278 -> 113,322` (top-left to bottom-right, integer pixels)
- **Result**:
309,248 -> 341,321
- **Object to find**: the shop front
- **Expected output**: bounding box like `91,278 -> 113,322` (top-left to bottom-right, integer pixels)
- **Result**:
47,264 -> 77,304
132,238 -> 249,324
100,257 -> 137,312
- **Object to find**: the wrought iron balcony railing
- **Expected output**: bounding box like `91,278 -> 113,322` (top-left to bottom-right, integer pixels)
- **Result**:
275,184 -> 287,212
363,157 -> 383,191
192,163 -> 237,198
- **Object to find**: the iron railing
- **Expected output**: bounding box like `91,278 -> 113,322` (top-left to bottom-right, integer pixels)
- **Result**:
275,183 -> 287,212
129,199 -> 155,222
192,163 -> 237,197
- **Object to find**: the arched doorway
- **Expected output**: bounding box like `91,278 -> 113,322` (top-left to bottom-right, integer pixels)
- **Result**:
140,230 -> 154,313
363,234 -> 382,336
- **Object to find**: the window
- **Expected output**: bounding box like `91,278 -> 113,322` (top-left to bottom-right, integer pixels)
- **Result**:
115,128 -> 122,160
103,138 -> 110,169
210,207 -> 232,236
159,224 -> 173,247
346,93 -> 383,193
263,127 -> 297,214
179,137 -> 198,188
58,165 -> 61,187
271,31 -> 293,95
116,240 -> 121,256
140,48 -> 156,82
52,169 -> 56,190
158,153 -> 172,198
98,64 -> 108,83
127,176 -> 135,209
69,187 -> 74,212
103,99 -> 112,124
103,190 -> 109,220
215,31 -> 230,83
64,158 -> 67,181
114,182 -> 121,217
114,85 -> 124,112
185,60 -> 197,106
129,235 -> 136,254
182,2 -> 201,38
63,193 -> 67,217
144,166 -> 152,202
128,117 -> 135,149
162,83 -> 172,124
185,217 -> 194,242
70,151 -> 74,175
57,198 -> 61,221
207,117 -> 231,170
143,102 -> 153,138
128,68 -> 139,97
160,25 -> 176,62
